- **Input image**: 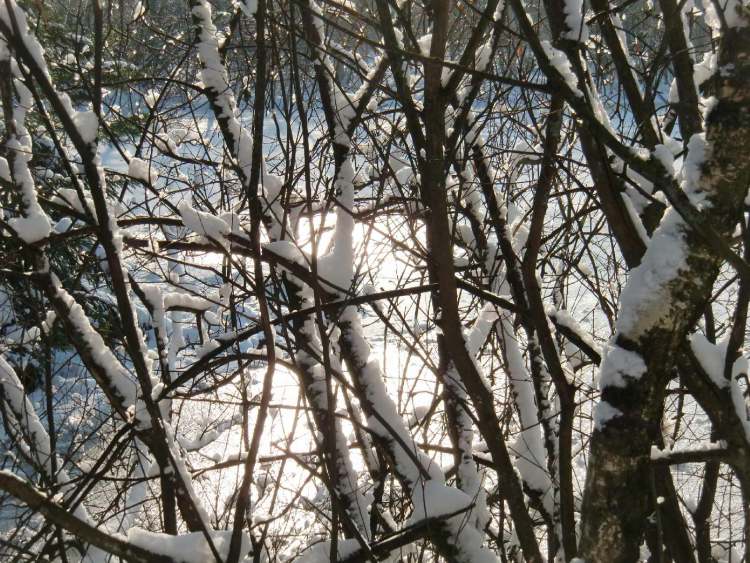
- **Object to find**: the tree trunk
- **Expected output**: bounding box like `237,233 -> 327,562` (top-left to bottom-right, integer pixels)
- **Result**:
580,20 -> 750,562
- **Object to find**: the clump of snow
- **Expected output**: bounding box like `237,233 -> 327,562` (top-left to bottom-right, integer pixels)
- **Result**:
53,279 -> 138,411
443,365 -> 482,508
474,37 -> 493,71
192,0 -> 257,182
689,333 -> 750,438
178,201 -> 230,245
540,40 -> 582,96
128,157 -> 157,183
52,188 -> 103,224
263,240 -> 306,265
0,355 -> 52,472
615,209 -> 688,336
711,545 -> 744,563
132,1 -> 146,20
163,292 -> 213,312
2,71 -> 51,243
143,89 -> 159,108
682,133 -> 709,206
393,28 -> 405,50
204,310 -> 222,325
331,87 -> 357,146
563,0 -> 589,41
650,442 -> 726,460
409,480 -> 499,563
410,479 -> 472,520
620,192 -> 650,244
689,333 -> 729,388
317,159 -> 356,292
220,211 -> 244,236
297,539 -> 360,563
702,95 -> 719,122
195,339 -> 220,360
694,52 -> 717,87
128,528 -> 250,563
417,33 -> 433,57
466,305 -> 498,356
72,110 -> 98,144
340,310 -> 441,486
548,308 -> 601,357
9,203 -> 52,243
0,2 -> 55,86
594,400 -> 623,429
498,316 -> 553,514
586,83 -> 618,134
652,144 -> 676,176
598,343 -> 647,389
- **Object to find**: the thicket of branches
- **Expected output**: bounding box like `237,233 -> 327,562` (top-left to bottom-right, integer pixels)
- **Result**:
1,0 -> 749,561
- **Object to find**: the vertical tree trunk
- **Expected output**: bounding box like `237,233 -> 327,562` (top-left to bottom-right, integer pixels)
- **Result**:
580,20 -> 750,562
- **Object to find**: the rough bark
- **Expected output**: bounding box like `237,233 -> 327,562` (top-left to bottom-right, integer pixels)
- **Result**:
579,20 -> 750,562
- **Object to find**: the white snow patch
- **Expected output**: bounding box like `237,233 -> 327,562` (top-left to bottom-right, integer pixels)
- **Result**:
178,201 -> 230,245
417,34 -> 433,57
594,401 -> 623,429
615,210 -> 688,336
128,529 -> 250,563
598,344 -> 647,389
409,480 -> 499,562
72,111 -> 98,144
297,539 -> 360,563
540,40 -> 582,96
689,332 -> 729,388
128,157 -> 157,183
563,0 -> 589,41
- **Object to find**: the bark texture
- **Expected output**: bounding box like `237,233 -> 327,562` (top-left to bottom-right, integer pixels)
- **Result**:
579,19 -> 750,562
